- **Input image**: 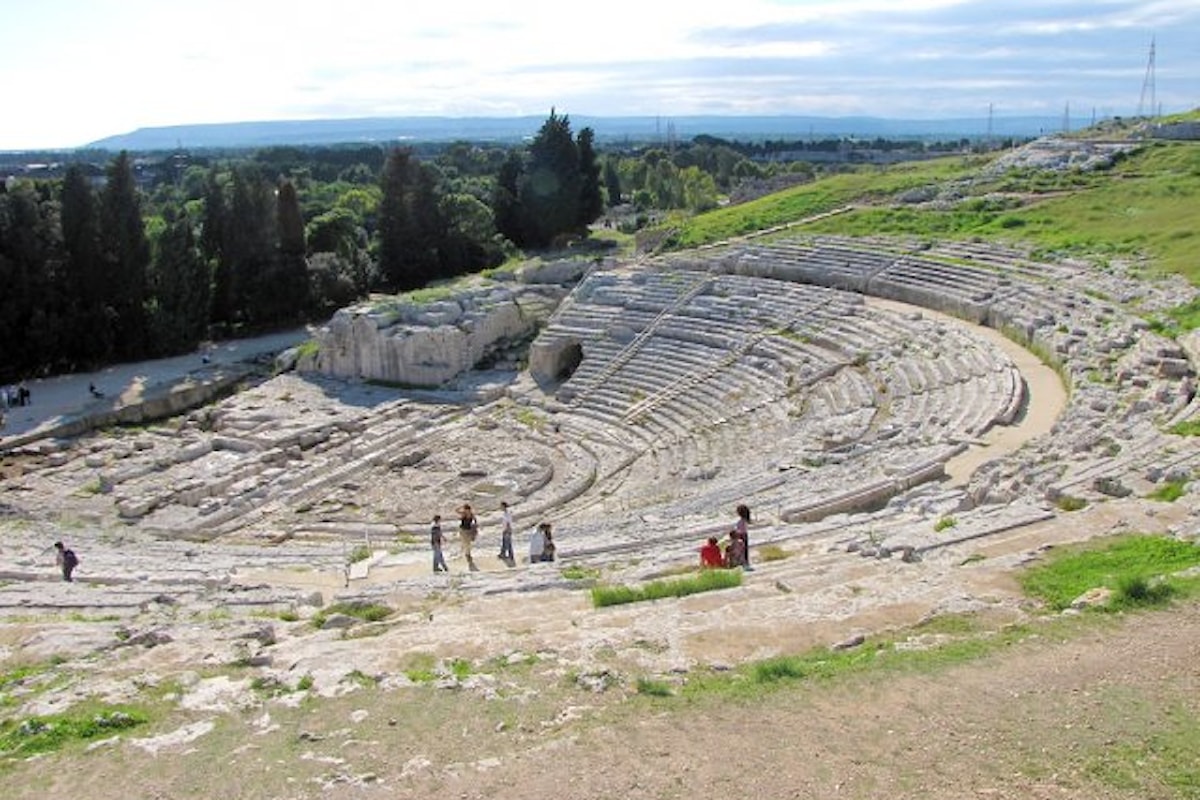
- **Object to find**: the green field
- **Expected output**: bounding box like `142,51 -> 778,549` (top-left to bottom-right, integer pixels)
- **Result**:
663,132 -> 1200,283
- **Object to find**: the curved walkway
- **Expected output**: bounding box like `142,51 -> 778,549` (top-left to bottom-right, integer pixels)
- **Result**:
865,296 -> 1067,485
0,328 -> 308,449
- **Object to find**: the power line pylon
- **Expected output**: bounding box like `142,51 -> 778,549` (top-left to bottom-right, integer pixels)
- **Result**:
1138,37 -> 1157,118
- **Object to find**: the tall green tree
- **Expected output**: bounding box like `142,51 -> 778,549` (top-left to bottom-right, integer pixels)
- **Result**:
270,178 -> 309,322
201,168 -> 232,325
0,181 -> 63,378
519,109 -> 582,248
225,165 -> 276,327
491,151 -> 524,246
378,148 -> 445,289
147,209 -> 209,355
576,127 -> 604,228
603,158 -> 623,207
378,148 -> 419,289
99,151 -> 150,359
60,165 -> 110,363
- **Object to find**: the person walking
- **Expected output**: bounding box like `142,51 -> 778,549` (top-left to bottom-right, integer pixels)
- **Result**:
457,504 -> 479,571
430,514 -> 449,573
498,501 -> 514,562
53,541 -> 79,582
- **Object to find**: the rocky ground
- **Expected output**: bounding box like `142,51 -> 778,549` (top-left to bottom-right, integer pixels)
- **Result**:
3,237 -> 1200,798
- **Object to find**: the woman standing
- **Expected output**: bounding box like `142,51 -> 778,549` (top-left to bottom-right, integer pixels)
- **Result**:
731,504 -> 752,569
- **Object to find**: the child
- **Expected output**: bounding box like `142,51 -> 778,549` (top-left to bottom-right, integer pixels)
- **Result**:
700,536 -> 724,568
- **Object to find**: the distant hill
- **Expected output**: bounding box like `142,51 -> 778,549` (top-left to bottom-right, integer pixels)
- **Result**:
84,114 -> 1064,151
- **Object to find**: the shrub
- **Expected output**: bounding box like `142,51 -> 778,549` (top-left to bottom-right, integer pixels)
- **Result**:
1113,575 -> 1175,608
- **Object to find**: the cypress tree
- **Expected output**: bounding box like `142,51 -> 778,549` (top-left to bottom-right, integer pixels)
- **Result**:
576,127 -> 604,228
603,158 -> 623,208
378,148 -> 419,290
225,166 -> 276,326
202,168 -> 232,326
491,151 -> 524,245
273,178 -> 309,321
149,210 -> 209,354
100,151 -> 150,359
61,165 -> 111,363
518,109 -> 581,248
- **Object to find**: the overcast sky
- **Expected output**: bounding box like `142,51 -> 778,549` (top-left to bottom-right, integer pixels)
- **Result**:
2,0 -> 1195,150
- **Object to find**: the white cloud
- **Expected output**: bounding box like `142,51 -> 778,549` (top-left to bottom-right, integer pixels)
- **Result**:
0,0 -> 1195,149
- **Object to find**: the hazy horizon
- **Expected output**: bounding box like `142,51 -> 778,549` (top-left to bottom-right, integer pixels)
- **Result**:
4,0 -> 1195,150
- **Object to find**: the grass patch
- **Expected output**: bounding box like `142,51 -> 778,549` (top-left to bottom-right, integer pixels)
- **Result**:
346,545 -> 371,565
0,706 -> 147,760
512,407 -> 545,429
560,564 -> 600,581
678,619 -> 1032,701
311,601 -> 393,628
756,544 -> 790,563
1018,534 -> 1200,612
1054,494 -> 1088,512
933,515 -> 958,532
591,569 -> 743,608
295,338 -> 320,361
1147,480 -> 1187,503
1082,702 -> 1200,795
1169,418 -> 1200,437
635,677 -> 674,697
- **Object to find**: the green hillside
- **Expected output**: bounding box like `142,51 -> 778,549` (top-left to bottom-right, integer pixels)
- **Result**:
663,124 -> 1200,283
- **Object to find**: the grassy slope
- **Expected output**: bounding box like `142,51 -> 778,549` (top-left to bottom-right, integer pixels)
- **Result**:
665,131 -> 1200,283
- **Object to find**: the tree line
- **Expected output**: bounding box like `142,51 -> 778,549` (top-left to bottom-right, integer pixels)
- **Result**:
1,108 -> 942,382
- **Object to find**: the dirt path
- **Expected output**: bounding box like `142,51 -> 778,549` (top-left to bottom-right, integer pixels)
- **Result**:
397,603 -> 1200,800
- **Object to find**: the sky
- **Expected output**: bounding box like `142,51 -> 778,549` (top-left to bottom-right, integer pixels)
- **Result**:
1,0 -> 1196,150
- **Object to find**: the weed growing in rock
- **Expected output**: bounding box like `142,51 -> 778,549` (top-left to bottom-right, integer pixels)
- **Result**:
560,564 -> 600,581
346,545 -> 371,564
1169,418 -> 1200,437
933,515 -> 958,532
1147,480 -> 1186,503
1054,494 -> 1088,512
311,601 -> 393,628
757,544 -> 789,562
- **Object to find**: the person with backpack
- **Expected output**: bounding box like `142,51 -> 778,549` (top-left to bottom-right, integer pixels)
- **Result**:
457,504 -> 479,571
53,541 -> 79,582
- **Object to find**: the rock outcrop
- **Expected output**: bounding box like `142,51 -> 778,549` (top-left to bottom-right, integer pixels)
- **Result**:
298,282 -> 565,386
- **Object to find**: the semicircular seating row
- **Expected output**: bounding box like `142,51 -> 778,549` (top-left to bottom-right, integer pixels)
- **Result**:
531,239 -> 1038,524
